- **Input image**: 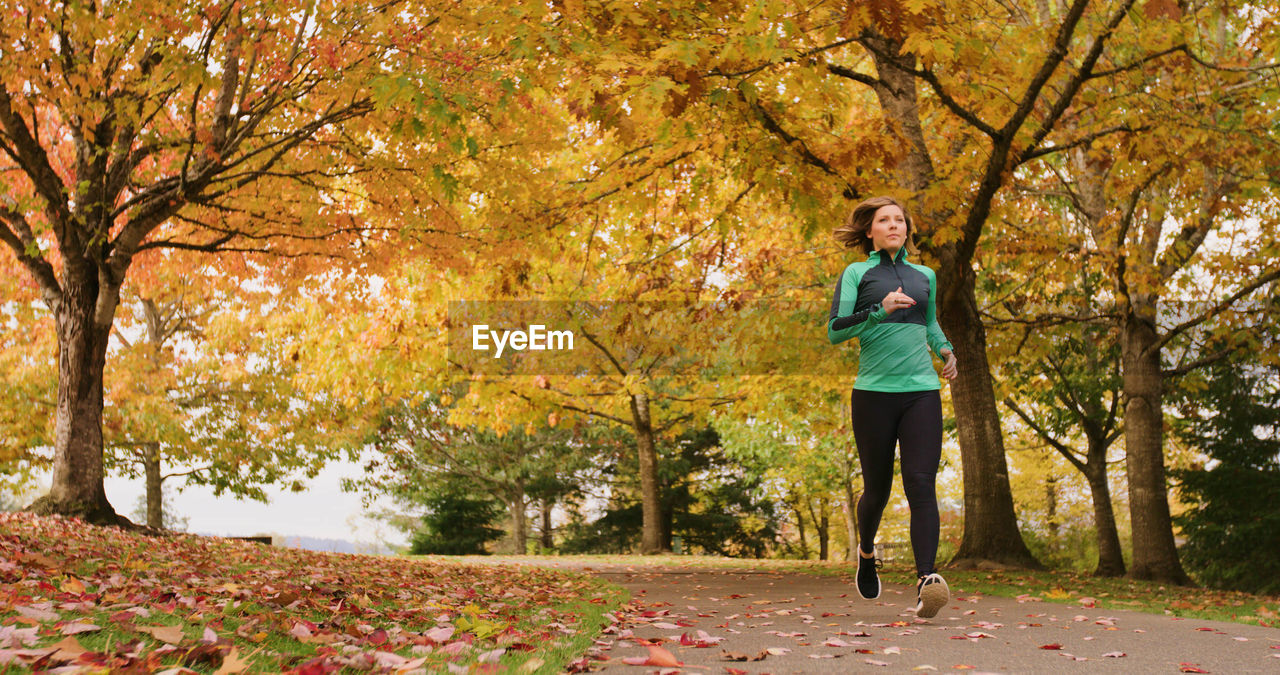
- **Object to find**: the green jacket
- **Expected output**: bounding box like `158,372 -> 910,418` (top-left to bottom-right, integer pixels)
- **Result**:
827,248 -> 953,392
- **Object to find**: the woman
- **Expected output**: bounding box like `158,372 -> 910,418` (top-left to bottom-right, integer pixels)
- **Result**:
826,195 -> 958,619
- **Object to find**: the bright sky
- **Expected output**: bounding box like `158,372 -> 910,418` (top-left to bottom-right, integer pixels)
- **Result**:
91,459 -> 409,549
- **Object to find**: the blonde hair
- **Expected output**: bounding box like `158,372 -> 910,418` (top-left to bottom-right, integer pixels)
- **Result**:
833,195 -> 919,255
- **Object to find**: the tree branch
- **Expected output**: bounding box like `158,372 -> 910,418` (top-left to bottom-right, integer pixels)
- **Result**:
0,204 -> 63,308
1021,0 -> 1136,150
853,35 -> 999,139
1149,268 -> 1280,355
1002,397 -> 1088,474
1020,123 -> 1149,162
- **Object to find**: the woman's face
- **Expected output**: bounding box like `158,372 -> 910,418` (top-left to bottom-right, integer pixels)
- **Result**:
867,204 -> 908,252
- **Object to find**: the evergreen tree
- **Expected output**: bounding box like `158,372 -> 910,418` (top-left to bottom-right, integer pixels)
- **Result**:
1172,356 -> 1280,594
408,486 -> 506,556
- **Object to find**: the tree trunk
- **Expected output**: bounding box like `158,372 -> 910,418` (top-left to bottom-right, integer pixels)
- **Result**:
865,33 -> 1039,569
540,498 -> 554,549
792,502 -> 810,559
818,506 -> 830,562
629,391 -> 665,553
1084,460 -> 1126,577
144,442 -> 163,529
1122,302 -> 1190,584
509,478 -> 527,555
1046,477 -> 1059,546
942,277 -> 1041,568
28,279 -> 120,525
843,485 -> 860,561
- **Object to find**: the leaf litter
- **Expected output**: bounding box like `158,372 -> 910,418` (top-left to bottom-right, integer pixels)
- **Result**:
0,511 -> 622,673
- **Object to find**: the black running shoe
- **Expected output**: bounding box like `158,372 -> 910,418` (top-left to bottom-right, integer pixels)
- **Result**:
856,552 -> 882,600
913,572 -> 950,618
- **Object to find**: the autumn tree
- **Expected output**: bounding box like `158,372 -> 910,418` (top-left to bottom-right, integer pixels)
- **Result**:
521,0 -> 1236,568
0,0 -> 506,523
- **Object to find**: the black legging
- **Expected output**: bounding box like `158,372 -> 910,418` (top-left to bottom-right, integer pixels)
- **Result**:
851,388 -> 942,576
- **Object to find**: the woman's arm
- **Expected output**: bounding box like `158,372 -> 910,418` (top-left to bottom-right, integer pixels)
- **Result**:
828,266 -> 887,345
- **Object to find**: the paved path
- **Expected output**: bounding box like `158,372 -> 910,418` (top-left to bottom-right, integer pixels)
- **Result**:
528,561 -> 1280,674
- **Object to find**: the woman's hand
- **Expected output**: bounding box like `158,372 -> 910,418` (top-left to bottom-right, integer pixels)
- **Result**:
882,286 -> 916,315
940,349 -> 958,380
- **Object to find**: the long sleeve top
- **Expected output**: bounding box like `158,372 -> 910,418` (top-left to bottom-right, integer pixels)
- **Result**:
827,248 -> 953,392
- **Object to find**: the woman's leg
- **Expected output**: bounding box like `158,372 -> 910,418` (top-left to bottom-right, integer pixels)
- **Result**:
851,389 -> 902,555
897,390 -> 943,577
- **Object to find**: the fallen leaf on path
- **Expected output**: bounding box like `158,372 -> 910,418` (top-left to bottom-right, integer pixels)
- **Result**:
764,647 -> 790,656
1102,651 -> 1126,658
1179,665 -> 1209,673
1039,643 -> 1063,650
725,669 -> 748,675
622,645 -> 681,667
864,659 -> 890,666
720,651 -> 749,661
911,666 -> 937,671
884,646 -> 901,654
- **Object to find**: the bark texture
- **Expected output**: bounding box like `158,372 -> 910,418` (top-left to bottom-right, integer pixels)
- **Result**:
630,391 -> 665,554
28,276 -> 122,526
1122,300 -> 1190,583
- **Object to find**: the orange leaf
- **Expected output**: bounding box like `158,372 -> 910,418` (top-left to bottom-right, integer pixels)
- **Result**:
214,647 -> 253,675
139,625 -> 186,644
645,645 -> 682,667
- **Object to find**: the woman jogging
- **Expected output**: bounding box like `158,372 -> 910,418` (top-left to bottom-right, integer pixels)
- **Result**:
826,195 -> 957,619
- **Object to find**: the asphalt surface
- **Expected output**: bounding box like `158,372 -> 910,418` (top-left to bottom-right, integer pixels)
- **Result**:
528,560 -> 1280,674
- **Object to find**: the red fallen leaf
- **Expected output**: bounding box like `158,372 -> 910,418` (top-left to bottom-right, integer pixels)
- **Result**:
505,642 -> 536,652
856,649 -> 875,654
1179,665 -> 1209,673
889,621 -> 910,627
366,628 -> 388,645
675,620 -> 696,627
565,656 -> 598,673
1039,643 -> 1063,650
726,669 -> 749,675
